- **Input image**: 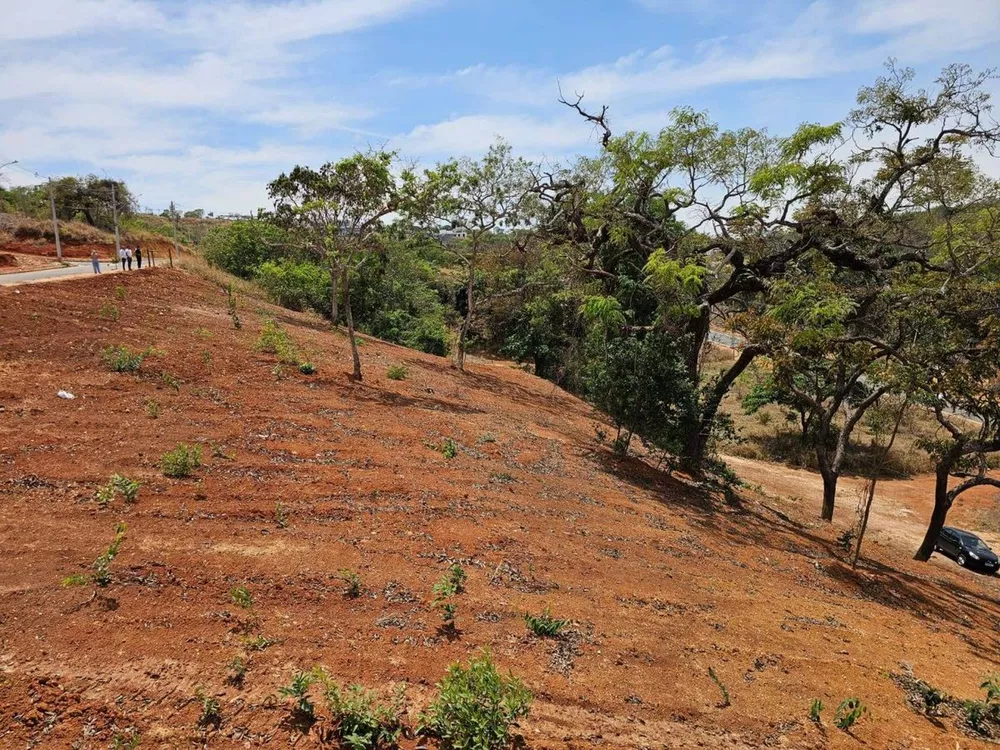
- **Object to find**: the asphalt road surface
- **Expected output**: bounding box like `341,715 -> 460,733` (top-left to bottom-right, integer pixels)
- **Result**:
0,261 -> 131,285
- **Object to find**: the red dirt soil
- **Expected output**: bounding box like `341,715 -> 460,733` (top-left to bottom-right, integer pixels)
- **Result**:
2,270 -> 1000,748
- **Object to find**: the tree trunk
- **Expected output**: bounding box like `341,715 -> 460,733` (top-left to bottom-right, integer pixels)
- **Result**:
820,468 -> 838,522
680,345 -> 760,472
914,464 -> 953,561
456,256 -> 476,372
342,269 -> 362,381
684,304 -> 711,382
330,266 -> 339,326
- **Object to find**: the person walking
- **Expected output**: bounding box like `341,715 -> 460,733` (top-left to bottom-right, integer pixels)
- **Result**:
90,248 -> 101,274
135,246 -> 142,269
118,246 -> 127,271
125,247 -> 133,270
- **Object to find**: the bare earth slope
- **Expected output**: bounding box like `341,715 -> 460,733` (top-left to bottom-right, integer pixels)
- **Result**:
2,269 -> 1000,748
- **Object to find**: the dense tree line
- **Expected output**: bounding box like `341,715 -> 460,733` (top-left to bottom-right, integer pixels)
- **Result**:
198,62 -> 1000,562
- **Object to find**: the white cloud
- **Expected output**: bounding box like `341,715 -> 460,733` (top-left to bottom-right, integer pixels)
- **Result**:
0,0 -> 164,41
392,113 -> 596,159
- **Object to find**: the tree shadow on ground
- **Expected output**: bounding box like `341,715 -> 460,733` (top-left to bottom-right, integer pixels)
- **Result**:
589,443 -> 1000,652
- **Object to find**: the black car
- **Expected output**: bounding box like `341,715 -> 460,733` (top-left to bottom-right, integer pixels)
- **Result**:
935,526 -> 999,573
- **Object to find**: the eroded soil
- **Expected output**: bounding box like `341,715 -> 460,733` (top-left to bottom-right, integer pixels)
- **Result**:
2,269 -> 999,748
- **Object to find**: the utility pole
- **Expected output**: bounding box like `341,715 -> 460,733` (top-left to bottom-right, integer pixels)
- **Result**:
111,182 -> 122,265
169,200 -> 178,268
47,178 -> 63,262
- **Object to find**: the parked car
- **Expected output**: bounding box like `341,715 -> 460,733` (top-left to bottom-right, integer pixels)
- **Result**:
935,526 -> 999,573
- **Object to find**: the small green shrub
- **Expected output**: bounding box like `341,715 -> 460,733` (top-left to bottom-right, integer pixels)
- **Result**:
278,670 -> 317,722
275,502 -> 289,529
317,671 -> 406,750
441,438 -> 458,459
62,522 -> 127,588
447,562 -> 466,594
421,651 -> 531,750
524,607 -> 567,638
145,399 -> 161,418
432,571 -> 462,628
387,365 -> 408,381
298,362 -> 316,375
226,654 -> 247,687
114,284 -> 127,301
809,698 -> 823,723
101,344 -> 147,372
99,302 -> 120,321
161,372 -> 181,391
708,667 -> 730,707
161,443 -> 202,478
96,474 -> 140,507
195,686 -> 222,728
340,569 -> 362,598
230,586 -> 253,609
243,634 -> 277,652
834,697 -> 866,730
256,320 -> 300,365
226,283 -> 242,329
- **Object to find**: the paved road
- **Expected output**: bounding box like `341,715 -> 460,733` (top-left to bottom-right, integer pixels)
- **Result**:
0,261 -> 129,285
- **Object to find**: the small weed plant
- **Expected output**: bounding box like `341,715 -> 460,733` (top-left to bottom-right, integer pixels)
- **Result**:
964,675 -> 1000,736
195,686 -> 222,728
226,283 -> 242,329
161,443 -> 202,478
441,438 -> 458,459
834,697 -> 866,731
96,474 -> 141,507
230,586 -> 253,609
62,522 -> 127,588
275,502 -> 289,528
317,670 -> 406,750
244,634 -> 277,652
432,575 -> 459,628
809,698 -> 823,723
99,302 -> 120,321
387,365 -> 407,381
114,284 -> 127,301
226,654 -> 247,687
420,651 -> 531,750
708,667 -> 731,707
256,320 -> 300,365
161,372 -> 181,391
145,399 -> 161,418
278,670 -> 317,722
101,345 -> 148,373
340,569 -> 362,598
524,607 -> 567,638
447,562 -> 466,593
299,361 -> 316,375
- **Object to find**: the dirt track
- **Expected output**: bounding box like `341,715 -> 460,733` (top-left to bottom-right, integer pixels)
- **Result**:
2,269 -> 1000,748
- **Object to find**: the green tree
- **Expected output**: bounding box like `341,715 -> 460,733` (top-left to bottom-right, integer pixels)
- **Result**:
541,62 -> 1000,473
268,151 -> 397,381
408,139 -> 538,371
202,219 -> 286,278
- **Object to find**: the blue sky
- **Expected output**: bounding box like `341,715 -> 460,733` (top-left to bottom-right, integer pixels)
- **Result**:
2,0 -> 999,214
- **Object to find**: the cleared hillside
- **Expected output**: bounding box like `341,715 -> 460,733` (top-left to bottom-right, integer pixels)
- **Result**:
1,269 -> 1000,748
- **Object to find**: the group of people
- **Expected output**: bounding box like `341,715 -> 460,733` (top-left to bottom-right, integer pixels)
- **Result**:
90,246 -> 146,274
117,246 -> 143,271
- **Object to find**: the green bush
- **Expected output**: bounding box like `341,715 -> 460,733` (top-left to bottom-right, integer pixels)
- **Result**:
298,362 -> 316,375
256,259 -> 330,315
524,607 -> 567,638
583,332 -> 697,457
421,651 -> 532,750
255,320 -> 300,365
161,443 -> 202,478
441,439 -> 458,459
95,474 -> 141,507
319,674 -> 406,750
101,345 -> 147,372
834,697 -> 866,730
62,522 -> 127,588
387,365 -> 408,381
202,219 -> 286,279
